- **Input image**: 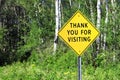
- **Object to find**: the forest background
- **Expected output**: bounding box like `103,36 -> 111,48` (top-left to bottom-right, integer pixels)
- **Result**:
0,0 -> 120,80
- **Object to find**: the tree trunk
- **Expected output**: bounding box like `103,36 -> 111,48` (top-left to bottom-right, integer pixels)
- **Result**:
58,0 -> 61,29
69,0 -> 72,7
96,0 -> 101,55
111,0 -> 116,61
53,0 -> 61,53
103,0 -> 108,50
92,0 -> 101,68
89,0 -> 96,66
89,0 -> 95,26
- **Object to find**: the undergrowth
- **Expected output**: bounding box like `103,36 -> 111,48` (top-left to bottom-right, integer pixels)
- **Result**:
0,50 -> 120,80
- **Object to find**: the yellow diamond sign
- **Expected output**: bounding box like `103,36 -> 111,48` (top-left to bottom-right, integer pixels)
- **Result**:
58,10 -> 100,56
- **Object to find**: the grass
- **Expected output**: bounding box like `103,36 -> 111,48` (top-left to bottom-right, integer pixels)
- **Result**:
0,50 -> 120,80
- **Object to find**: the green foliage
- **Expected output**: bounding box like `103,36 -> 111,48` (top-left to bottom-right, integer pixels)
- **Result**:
17,21 -> 41,54
0,27 -> 4,39
0,27 -> 5,46
0,50 -> 120,80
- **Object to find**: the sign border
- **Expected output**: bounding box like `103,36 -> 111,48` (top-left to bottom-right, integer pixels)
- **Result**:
58,10 -> 100,56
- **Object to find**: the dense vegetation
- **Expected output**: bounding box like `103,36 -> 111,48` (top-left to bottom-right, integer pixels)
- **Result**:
0,51 -> 120,80
0,0 -> 120,79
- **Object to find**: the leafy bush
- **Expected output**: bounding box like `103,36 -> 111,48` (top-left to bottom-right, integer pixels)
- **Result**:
0,49 -> 120,80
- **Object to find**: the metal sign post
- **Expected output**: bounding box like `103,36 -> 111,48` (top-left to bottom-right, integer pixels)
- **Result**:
78,56 -> 82,80
58,10 -> 100,80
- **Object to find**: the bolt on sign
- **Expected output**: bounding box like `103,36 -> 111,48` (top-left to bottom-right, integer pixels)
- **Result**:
58,10 -> 100,56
